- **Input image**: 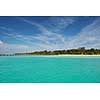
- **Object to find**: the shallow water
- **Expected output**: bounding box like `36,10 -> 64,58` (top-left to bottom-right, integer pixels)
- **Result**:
0,56 -> 100,83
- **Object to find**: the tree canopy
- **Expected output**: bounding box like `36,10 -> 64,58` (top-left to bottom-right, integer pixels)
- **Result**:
14,47 -> 100,55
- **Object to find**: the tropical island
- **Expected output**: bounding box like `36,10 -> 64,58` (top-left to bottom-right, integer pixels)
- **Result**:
1,47 -> 100,56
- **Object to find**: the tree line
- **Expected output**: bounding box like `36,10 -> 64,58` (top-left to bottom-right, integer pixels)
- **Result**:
14,47 -> 100,55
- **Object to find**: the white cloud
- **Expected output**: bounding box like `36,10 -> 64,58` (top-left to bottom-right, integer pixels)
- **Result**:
0,40 -> 3,44
0,26 -> 14,32
0,43 -> 35,54
50,16 -> 74,27
20,17 -> 49,33
43,16 -> 75,32
20,18 -> 66,50
65,18 -> 100,49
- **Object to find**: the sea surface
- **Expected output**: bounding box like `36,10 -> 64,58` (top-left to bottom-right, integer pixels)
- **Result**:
0,55 -> 100,83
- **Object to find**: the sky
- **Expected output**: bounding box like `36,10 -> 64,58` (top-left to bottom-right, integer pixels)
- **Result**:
0,16 -> 100,54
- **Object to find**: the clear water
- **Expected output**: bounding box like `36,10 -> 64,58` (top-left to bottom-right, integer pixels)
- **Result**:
0,56 -> 100,83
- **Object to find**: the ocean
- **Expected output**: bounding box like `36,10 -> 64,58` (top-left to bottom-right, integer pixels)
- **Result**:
0,55 -> 100,83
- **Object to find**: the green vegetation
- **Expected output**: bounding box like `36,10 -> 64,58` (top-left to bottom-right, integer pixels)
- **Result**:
0,47 -> 100,56
15,47 -> 100,55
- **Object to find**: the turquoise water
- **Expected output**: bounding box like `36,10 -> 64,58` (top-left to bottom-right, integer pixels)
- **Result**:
0,56 -> 100,83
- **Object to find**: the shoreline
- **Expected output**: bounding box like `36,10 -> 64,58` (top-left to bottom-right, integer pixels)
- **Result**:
1,54 -> 100,57
53,54 -> 100,56
39,54 -> 100,57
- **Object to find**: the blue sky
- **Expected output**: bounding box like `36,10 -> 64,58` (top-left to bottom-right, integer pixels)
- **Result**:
0,16 -> 100,53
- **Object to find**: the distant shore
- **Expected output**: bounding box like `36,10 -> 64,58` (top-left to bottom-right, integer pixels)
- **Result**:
1,48 -> 100,56
36,54 -> 100,57
1,54 -> 100,57
54,54 -> 100,56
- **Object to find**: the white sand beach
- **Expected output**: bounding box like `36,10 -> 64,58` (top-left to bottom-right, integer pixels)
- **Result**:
30,54 -> 100,57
